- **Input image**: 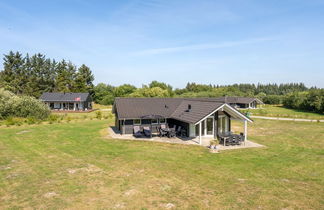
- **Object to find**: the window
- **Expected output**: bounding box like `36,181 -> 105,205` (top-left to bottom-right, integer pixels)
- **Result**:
133,119 -> 141,125
159,118 -> 166,124
151,119 -> 158,124
125,120 -> 133,125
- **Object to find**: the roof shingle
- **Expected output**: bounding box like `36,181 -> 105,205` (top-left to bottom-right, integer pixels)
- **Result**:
40,92 -> 91,102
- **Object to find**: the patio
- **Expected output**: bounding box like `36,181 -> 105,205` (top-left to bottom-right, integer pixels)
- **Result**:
108,126 -> 264,150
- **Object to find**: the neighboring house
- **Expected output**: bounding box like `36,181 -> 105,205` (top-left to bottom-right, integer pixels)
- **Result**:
112,98 -> 252,144
216,96 -> 264,109
40,92 -> 93,111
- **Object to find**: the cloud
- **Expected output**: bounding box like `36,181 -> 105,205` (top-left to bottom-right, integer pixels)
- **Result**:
132,37 -> 277,56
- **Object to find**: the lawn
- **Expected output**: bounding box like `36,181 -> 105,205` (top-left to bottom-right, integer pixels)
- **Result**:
0,118 -> 323,209
245,104 -> 324,120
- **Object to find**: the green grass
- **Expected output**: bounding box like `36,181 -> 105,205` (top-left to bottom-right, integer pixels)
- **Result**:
245,104 -> 324,120
0,118 -> 323,209
92,103 -> 112,110
52,109 -> 112,120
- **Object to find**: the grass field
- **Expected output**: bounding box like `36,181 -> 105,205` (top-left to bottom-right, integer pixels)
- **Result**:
0,117 -> 323,209
245,104 -> 324,120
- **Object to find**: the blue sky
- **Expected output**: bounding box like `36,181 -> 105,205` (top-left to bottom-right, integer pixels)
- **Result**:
0,0 -> 323,88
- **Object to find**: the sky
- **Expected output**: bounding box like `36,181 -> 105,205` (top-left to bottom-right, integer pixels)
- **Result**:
0,0 -> 324,88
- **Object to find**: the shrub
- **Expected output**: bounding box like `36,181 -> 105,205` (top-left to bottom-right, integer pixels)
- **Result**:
48,114 -> 59,123
95,111 -> 102,119
283,90 -> 324,114
26,117 -> 37,125
262,95 -> 283,105
4,117 -> 24,126
210,140 -> 219,146
66,116 -> 72,123
0,88 -> 50,120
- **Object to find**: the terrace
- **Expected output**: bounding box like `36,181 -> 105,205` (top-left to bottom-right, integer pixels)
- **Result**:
108,126 -> 264,150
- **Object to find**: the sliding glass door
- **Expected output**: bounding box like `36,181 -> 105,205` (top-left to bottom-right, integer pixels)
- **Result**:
218,116 -> 228,134
206,117 -> 213,135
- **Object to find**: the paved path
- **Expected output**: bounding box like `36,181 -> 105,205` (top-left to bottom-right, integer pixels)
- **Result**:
251,116 -> 324,122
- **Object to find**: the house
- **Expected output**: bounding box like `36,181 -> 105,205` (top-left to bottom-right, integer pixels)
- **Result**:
112,97 -> 253,144
216,96 -> 264,109
40,92 -> 93,111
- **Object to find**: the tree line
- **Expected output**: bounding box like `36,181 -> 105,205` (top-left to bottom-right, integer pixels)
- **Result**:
0,51 -> 323,114
0,51 -> 94,98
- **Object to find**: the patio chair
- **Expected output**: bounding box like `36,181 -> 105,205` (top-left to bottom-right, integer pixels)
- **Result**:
238,134 -> 245,143
176,126 -> 182,136
158,127 -> 168,137
143,126 -> 152,137
160,124 -> 167,129
168,127 -> 176,138
133,126 -> 143,138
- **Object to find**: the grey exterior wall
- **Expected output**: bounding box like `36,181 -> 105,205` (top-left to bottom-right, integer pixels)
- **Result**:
118,119 -> 167,135
116,118 -> 190,137
45,100 -> 92,111
167,118 -> 189,137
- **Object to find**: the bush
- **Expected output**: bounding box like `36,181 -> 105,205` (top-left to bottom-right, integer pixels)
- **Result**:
0,88 -> 50,120
48,114 -> 59,123
210,140 -> 219,146
66,116 -> 72,123
4,117 -> 24,126
283,90 -> 324,114
95,111 -> 102,119
26,117 -> 37,125
262,95 -> 283,105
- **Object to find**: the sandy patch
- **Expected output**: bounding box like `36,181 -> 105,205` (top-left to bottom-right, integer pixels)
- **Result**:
16,130 -> 31,135
124,189 -> 139,197
67,164 -> 103,174
163,203 -> 175,209
44,192 -> 58,198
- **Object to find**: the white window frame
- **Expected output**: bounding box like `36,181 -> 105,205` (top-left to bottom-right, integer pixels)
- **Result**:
151,119 -> 158,124
133,119 -> 141,125
218,115 -> 228,134
159,118 -> 166,124
205,116 -> 214,136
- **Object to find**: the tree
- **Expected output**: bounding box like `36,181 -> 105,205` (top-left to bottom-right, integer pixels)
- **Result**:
113,84 -> 136,97
74,64 -> 94,94
130,87 -> 170,97
27,53 -> 56,97
93,83 -> 114,104
0,51 -> 25,94
55,60 -> 76,92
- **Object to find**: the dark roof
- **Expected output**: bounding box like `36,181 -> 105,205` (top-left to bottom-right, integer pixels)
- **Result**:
114,98 -> 226,124
216,96 -> 263,104
113,98 -> 183,119
40,92 -> 92,102
170,100 -> 223,124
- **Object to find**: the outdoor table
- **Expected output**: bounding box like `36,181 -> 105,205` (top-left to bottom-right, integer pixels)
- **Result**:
161,128 -> 171,137
219,133 -> 231,146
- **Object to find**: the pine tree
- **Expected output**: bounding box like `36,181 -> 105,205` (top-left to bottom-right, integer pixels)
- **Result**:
74,64 -> 94,94
55,60 -> 76,92
0,51 -> 25,94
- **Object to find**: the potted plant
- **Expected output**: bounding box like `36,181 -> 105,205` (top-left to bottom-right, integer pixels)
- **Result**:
210,140 -> 219,150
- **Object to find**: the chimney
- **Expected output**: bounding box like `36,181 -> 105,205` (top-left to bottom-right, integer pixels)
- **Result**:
188,104 -> 191,110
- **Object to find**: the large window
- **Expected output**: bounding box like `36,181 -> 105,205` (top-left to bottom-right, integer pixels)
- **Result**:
151,119 -> 158,124
159,118 -> 166,124
133,119 -> 141,125
218,115 -> 228,134
207,117 -> 213,135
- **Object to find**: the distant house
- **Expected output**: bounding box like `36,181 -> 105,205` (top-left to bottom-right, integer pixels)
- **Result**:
113,97 -> 252,144
40,92 -> 93,111
216,96 -> 264,109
